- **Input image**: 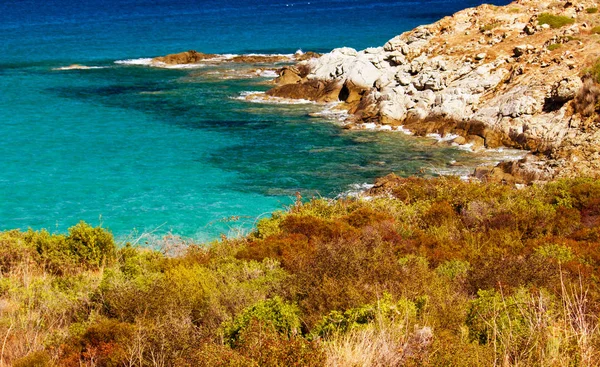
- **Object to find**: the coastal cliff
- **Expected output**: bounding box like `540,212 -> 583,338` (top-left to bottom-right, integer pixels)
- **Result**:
268,0 -> 600,181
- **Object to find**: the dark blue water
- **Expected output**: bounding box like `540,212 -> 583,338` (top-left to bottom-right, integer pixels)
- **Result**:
0,0 -> 510,241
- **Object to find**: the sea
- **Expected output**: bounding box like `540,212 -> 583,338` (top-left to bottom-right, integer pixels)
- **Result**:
0,0 -> 514,242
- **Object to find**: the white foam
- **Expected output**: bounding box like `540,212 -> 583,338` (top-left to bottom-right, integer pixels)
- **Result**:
114,58 -> 206,69
115,58 -> 154,66
360,122 -> 378,130
259,69 -> 279,78
457,143 -> 475,152
233,91 -> 316,105
306,103 -> 349,124
219,53 -> 294,60
53,65 -> 106,70
395,126 -> 414,135
338,183 -> 375,199
427,132 -> 459,142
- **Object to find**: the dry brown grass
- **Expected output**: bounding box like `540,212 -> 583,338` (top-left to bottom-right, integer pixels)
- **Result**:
573,77 -> 600,126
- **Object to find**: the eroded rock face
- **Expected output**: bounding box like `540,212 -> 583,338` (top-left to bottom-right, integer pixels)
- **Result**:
266,79 -> 342,102
550,76 -> 583,103
152,50 -> 217,64
266,0 -> 600,179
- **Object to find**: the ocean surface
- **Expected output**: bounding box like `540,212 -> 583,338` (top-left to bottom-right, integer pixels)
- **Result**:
0,0 -> 513,242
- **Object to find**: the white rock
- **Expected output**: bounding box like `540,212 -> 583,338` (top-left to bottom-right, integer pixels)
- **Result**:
346,58 -> 383,89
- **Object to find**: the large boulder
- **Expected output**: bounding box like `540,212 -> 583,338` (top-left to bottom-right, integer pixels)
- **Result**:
550,76 -> 583,103
307,47 -> 359,80
345,57 -> 383,90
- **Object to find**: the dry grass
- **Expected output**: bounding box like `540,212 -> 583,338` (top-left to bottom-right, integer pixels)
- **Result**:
573,77 -> 600,125
324,322 -> 432,367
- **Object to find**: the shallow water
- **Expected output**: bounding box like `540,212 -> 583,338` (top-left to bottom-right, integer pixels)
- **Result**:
0,0 -> 512,241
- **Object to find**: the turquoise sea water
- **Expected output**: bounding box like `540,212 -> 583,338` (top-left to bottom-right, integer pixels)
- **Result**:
0,0 -> 511,241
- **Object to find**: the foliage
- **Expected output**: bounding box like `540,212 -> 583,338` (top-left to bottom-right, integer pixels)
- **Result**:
311,294 -> 416,338
593,26 -> 600,34
2,177 -> 600,365
537,13 -> 575,28
12,351 -> 51,367
586,7 -> 598,14
480,22 -> 501,32
223,296 -> 301,345
547,43 -> 562,51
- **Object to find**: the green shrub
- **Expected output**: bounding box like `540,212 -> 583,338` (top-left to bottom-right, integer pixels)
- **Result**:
311,294 -> 416,338
538,13 -> 575,28
223,296 -> 301,345
253,212 -> 284,239
12,351 -> 51,367
586,58 -> 600,84
586,7 -> 598,14
196,322 -> 325,367
535,243 -> 575,263
67,221 -> 116,269
547,43 -> 562,51
480,22 -> 501,32
593,26 -> 600,34
20,221 -> 116,274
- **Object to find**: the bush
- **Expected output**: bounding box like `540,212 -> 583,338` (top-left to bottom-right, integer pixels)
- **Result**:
12,351 -> 51,367
587,58 -> 600,84
67,221 -> 116,269
547,43 -> 562,51
21,221 -> 116,274
592,26 -> 600,34
586,7 -> 598,14
223,297 -> 301,345
59,318 -> 134,367
311,294 -> 416,338
480,22 -> 501,32
537,13 -> 575,28
573,77 -> 600,122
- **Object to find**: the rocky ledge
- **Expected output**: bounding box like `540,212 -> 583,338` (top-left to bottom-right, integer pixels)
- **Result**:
150,50 -> 321,65
267,0 -> 600,182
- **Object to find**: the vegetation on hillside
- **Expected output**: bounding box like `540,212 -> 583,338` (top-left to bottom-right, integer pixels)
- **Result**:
2,177 -> 600,366
537,13 -> 575,29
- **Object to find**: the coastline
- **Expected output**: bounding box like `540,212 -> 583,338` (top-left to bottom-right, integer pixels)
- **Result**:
263,0 -> 600,183
5,1 -> 600,365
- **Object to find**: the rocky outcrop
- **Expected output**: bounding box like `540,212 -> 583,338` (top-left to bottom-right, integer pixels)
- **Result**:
152,50 -> 217,64
151,50 -> 320,66
267,0 -> 600,180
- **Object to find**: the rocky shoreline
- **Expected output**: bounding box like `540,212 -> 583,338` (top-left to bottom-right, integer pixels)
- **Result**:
265,0 -> 600,183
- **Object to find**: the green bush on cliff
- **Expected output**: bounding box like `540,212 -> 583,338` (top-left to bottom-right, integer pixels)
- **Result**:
538,13 -> 575,28
547,43 -> 562,51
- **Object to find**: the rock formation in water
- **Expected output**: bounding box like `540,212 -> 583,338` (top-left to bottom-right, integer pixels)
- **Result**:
152,50 -> 218,64
268,0 -> 600,181
151,50 -> 321,65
